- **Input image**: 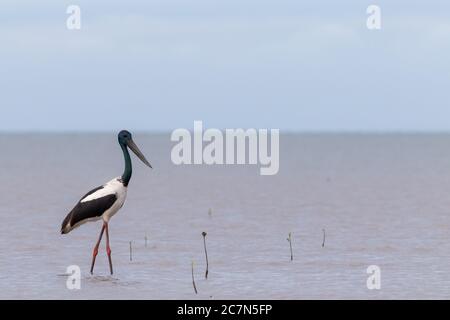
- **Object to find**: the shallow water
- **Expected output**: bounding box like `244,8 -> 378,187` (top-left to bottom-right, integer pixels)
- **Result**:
0,133 -> 449,299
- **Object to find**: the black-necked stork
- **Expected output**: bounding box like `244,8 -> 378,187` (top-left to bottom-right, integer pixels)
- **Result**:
61,130 -> 152,275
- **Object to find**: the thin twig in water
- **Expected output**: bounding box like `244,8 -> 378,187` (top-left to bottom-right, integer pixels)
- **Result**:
129,241 -> 133,261
287,232 -> 293,261
322,229 -> 326,247
208,208 -> 212,217
202,232 -> 209,279
145,234 -> 148,248
191,261 -> 198,294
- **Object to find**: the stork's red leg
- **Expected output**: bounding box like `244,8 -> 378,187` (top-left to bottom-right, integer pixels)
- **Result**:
90,223 -> 106,275
105,222 -> 113,275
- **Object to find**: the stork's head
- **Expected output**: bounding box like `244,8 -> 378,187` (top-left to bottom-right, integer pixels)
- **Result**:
118,130 -> 152,168
118,130 -> 132,144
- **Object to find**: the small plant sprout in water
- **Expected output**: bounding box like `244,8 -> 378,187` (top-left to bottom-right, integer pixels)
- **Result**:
145,234 -> 148,248
129,241 -> 133,261
208,208 -> 212,217
191,261 -> 198,294
322,229 -> 326,247
202,232 -> 209,279
287,232 -> 293,261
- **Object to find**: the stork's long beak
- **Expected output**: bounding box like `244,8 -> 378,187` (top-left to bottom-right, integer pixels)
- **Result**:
127,139 -> 152,168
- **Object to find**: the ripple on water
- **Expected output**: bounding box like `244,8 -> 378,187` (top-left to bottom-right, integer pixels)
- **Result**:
84,275 -> 141,286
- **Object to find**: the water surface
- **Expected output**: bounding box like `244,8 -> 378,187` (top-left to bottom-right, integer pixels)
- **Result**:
0,133 -> 449,299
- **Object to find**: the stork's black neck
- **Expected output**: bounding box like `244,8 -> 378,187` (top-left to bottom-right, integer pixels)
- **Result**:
120,143 -> 132,187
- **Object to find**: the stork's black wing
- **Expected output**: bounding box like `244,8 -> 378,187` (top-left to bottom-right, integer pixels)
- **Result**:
61,186 -> 117,234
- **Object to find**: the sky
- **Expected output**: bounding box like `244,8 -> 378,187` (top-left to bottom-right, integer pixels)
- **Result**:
0,0 -> 449,132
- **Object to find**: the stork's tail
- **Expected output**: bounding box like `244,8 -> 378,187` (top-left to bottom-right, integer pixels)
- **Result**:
61,213 -> 72,234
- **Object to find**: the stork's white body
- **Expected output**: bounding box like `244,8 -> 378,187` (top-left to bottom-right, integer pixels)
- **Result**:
81,177 -> 128,222
61,177 -> 128,234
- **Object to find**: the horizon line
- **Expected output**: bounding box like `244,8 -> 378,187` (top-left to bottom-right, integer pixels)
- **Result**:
3,129 -> 450,135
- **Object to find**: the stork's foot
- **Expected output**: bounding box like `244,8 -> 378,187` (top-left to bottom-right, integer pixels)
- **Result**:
90,223 -> 106,275
90,248 -> 99,274
107,247 -> 113,275
105,222 -> 113,275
